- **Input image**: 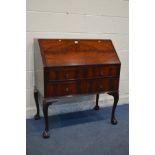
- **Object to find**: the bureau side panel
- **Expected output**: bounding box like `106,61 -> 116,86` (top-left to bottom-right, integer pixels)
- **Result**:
34,39 -> 44,97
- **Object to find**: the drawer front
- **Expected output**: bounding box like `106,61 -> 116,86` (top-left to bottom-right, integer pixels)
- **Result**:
80,79 -> 119,94
86,66 -> 119,78
45,78 -> 119,97
46,82 -> 78,97
48,68 -> 78,81
47,65 -> 120,81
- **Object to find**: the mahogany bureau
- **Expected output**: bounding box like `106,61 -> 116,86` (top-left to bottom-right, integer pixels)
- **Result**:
33,39 -> 121,138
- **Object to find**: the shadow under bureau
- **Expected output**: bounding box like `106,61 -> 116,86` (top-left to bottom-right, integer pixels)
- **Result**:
34,39 -> 121,138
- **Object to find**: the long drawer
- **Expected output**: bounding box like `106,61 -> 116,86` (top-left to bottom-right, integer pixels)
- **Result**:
45,78 -> 119,97
46,65 -> 120,81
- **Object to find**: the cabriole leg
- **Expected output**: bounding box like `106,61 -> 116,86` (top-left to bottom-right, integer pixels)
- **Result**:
108,92 -> 119,125
34,88 -> 40,120
42,99 -> 49,139
94,94 -> 100,110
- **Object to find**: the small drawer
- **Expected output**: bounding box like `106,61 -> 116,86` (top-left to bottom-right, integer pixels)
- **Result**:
96,79 -> 119,92
45,82 -> 78,97
48,69 -> 78,81
86,66 -> 119,78
79,78 -> 119,94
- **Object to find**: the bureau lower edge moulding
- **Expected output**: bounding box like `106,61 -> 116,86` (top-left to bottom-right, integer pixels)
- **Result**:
33,39 -> 121,139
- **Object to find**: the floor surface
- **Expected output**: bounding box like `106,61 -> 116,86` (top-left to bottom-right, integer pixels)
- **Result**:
26,104 -> 129,155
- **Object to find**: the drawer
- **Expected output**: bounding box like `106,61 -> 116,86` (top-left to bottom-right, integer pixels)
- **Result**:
80,79 -> 119,94
47,65 -> 120,81
45,78 -> 119,97
97,79 -> 119,92
48,68 -> 78,81
85,66 -> 119,78
45,82 -> 78,97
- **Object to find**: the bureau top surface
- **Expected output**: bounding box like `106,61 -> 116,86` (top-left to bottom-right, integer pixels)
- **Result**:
38,39 -> 121,67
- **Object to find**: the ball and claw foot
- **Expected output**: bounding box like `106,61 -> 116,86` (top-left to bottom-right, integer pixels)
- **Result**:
42,131 -> 49,139
34,114 -> 40,120
94,105 -> 100,110
111,117 -> 118,125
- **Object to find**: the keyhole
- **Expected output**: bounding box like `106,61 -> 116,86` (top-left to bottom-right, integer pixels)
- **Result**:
100,71 -> 103,76
66,87 -> 69,92
65,73 -> 69,79
100,85 -> 103,89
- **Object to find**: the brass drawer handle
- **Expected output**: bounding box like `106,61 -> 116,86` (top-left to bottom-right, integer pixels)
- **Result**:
100,71 -> 104,76
65,73 -> 69,79
65,87 -> 69,92
99,85 -> 103,89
